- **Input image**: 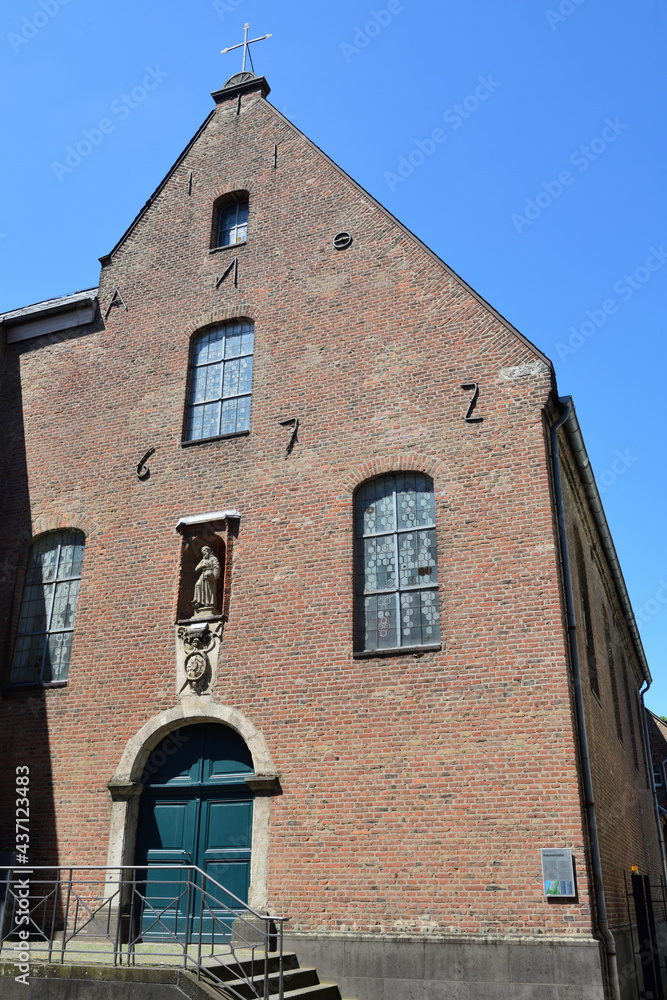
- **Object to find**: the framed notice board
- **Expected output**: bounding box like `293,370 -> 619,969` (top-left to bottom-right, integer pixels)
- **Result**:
541,848 -> 576,897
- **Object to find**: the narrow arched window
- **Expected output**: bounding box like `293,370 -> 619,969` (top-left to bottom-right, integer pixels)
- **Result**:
216,197 -> 248,247
354,473 -> 440,653
10,529 -> 85,685
185,321 -> 254,442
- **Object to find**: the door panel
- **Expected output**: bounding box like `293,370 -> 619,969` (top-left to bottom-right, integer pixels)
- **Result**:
138,798 -> 197,940
195,796 -> 253,941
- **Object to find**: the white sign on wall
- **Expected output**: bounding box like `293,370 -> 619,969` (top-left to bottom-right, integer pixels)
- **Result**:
541,848 -> 576,897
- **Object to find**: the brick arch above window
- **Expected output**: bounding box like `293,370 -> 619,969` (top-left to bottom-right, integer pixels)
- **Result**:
30,513 -> 98,541
341,454 -> 447,495
183,304 -> 261,340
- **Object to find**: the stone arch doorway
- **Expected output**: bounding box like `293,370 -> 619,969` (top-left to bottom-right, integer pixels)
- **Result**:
106,704 -> 279,913
135,723 -> 255,940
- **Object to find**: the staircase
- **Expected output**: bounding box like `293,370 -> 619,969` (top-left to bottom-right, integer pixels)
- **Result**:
201,951 -> 354,999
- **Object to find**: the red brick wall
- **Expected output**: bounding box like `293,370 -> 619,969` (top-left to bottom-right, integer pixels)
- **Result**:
0,82 -> 621,936
559,435 -> 662,928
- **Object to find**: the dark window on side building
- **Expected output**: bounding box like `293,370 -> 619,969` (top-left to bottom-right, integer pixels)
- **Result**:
10,530 -> 85,685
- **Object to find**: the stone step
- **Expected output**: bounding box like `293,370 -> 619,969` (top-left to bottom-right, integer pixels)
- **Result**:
281,985 -> 342,1000
207,965 -> 320,999
203,950 -> 300,981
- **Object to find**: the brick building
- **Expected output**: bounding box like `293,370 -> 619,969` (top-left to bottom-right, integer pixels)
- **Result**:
0,69 -> 663,999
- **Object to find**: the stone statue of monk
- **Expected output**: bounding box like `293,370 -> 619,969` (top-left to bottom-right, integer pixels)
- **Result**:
192,545 -> 220,615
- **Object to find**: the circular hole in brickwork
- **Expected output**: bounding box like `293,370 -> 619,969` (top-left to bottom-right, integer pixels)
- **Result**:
333,231 -> 353,251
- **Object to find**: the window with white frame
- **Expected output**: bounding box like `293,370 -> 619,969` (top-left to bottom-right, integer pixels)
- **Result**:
185,321 -> 254,442
10,530 -> 85,685
653,762 -> 664,788
217,199 -> 248,247
354,473 -> 440,653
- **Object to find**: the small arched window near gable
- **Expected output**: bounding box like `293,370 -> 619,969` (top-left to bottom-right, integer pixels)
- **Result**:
10,529 -> 85,685
354,473 -> 441,653
185,320 -> 254,442
212,193 -> 249,248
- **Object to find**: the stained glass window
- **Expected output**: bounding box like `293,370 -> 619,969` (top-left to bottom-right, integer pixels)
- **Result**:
185,321 -> 254,441
354,473 -> 440,652
10,530 -> 85,685
217,199 -> 248,246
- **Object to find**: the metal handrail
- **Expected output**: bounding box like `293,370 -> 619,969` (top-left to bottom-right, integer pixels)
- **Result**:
0,865 -> 287,1000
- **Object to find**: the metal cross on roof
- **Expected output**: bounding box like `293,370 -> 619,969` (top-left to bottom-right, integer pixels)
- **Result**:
221,23 -> 272,74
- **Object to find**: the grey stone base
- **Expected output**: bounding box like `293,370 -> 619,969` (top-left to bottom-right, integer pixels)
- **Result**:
0,962 -> 220,1000
283,930 -> 607,1000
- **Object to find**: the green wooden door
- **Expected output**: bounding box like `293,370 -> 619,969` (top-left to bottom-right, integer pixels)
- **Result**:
196,794 -> 253,939
139,795 -> 196,939
135,724 -> 254,942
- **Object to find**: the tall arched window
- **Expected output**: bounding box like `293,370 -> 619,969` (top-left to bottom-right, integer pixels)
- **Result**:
10,530 -> 85,685
354,473 -> 440,653
185,321 -> 254,442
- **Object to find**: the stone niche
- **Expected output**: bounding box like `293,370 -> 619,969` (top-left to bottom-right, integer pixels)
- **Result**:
174,510 -> 240,699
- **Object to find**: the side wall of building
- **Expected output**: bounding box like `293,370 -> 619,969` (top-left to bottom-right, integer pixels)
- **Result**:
558,426 -> 661,935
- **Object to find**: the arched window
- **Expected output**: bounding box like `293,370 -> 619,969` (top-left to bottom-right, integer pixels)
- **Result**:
10,529 -> 85,685
213,195 -> 249,248
185,320 -> 254,442
354,473 -> 440,653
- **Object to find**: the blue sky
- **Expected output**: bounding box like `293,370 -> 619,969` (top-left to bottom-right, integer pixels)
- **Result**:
1,0 -> 665,709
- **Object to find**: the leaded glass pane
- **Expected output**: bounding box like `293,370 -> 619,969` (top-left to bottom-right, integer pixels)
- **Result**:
17,583 -> 52,634
241,327 -> 254,355
43,632 -> 73,683
186,321 -> 254,442
26,538 -> 58,585
223,358 -> 240,398
356,478 -> 395,537
204,364 -> 223,401
220,398 -> 237,436
51,580 -> 80,631
187,405 -> 204,441
58,532 -> 84,579
225,326 -> 243,359
358,593 -> 398,651
400,589 -> 440,646
238,356 -> 253,395
201,401 -> 221,439
208,329 -> 224,363
398,529 -> 438,588
11,635 -> 46,685
359,536 -> 397,593
236,396 -> 251,432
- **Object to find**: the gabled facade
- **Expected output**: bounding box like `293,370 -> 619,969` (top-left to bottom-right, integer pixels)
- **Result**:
0,70 -> 661,1000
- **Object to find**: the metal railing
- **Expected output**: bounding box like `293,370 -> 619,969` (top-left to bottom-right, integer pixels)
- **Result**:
0,865 -> 286,1000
